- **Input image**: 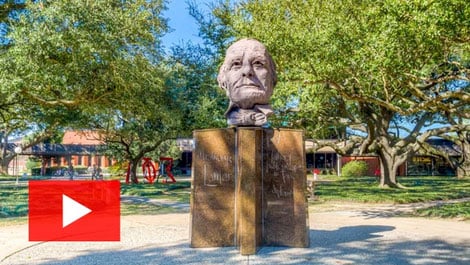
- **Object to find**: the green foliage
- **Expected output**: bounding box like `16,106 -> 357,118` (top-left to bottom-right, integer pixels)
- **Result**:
150,139 -> 182,159
0,1 -> 26,23
30,166 -> 65,176
25,157 -> 41,172
108,162 -> 127,177
223,0 -> 470,125
167,41 -> 226,130
201,0 -> 470,186
341,161 -> 369,178
1,0 -> 168,109
0,0 -> 193,182
0,0 -> 171,175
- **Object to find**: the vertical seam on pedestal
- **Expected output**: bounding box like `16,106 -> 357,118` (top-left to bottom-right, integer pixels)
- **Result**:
234,127 -> 238,246
261,129 -> 264,244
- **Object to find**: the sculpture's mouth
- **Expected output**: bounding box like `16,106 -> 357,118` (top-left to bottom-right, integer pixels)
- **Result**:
229,83 -> 271,109
236,84 -> 262,90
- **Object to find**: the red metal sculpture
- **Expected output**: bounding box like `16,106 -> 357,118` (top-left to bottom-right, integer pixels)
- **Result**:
158,157 -> 176,183
125,157 -> 176,184
142,157 -> 158,184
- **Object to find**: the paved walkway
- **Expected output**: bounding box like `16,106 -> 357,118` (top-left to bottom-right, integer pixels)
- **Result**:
1,200 -> 469,265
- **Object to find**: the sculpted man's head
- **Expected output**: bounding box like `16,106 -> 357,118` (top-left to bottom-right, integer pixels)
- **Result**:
218,38 -> 277,110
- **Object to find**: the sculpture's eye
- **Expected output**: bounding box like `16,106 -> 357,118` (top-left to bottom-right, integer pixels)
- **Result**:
253,60 -> 265,68
231,60 -> 242,70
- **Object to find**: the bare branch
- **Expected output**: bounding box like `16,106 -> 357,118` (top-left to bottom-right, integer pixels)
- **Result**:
420,124 -> 470,140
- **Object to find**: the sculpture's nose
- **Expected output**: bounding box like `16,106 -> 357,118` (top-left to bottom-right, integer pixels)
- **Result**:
241,64 -> 254,77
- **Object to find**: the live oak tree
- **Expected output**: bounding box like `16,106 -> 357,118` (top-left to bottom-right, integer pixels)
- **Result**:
0,1 -> 25,23
86,4 -> 228,183
0,0 -> 63,175
107,43 -> 228,184
0,0 -> 25,46
167,41 -> 227,131
204,0 -> 469,187
162,1 -> 239,132
0,103 -> 74,174
0,0 -> 177,180
1,0 -> 168,108
82,58 -> 184,184
424,112 -> 469,179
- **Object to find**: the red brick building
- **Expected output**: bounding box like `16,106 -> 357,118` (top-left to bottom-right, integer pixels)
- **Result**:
305,139 -> 458,177
18,131 -> 114,176
59,131 -> 112,168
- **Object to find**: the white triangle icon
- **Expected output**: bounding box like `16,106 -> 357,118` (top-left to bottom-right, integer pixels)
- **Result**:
62,194 -> 92,228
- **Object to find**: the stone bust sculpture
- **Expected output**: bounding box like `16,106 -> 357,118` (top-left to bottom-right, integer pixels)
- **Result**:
217,38 -> 277,126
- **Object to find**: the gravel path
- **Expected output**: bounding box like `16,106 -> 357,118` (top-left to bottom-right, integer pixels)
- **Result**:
1,200 -> 469,265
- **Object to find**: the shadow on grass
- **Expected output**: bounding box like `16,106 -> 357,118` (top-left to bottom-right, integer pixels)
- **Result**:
120,195 -> 190,215
4,225 -> 470,265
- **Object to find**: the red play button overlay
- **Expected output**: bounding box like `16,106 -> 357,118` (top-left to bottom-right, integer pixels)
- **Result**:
29,180 -> 120,241
62,194 -> 92,228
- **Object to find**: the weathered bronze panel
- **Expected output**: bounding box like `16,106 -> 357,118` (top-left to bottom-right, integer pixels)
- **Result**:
262,129 -> 309,247
190,129 -> 236,247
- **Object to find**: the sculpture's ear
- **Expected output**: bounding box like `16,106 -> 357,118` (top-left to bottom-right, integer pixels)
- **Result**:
217,74 -> 225,90
217,66 -> 228,92
268,54 -> 277,87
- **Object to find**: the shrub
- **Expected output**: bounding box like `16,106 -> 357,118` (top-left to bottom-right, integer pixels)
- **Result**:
31,166 -> 66,176
341,161 -> 368,177
26,157 -> 41,172
30,165 -> 88,176
74,166 -> 89,175
108,162 -> 128,176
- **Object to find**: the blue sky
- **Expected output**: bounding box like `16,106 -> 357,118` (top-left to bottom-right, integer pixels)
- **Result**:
161,0 -> 213,48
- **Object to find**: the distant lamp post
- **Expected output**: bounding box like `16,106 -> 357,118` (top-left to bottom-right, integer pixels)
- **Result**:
14,146 -> 22,185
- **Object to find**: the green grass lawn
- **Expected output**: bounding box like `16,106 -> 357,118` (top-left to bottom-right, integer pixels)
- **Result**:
120,181 -> 191,202
0,182 -> 29,218
414,201 -> 470,220
1,176 -> 468,224
313,176 -> 470,203
120,181 -> 191,215
120,202 -> 183,216
0,180 -> 191,224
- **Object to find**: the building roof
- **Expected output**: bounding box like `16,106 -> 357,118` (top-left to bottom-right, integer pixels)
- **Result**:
423,138 -> 462,157
62,131 -> 104,145
307,138 -> 462,157
22,144 -> 103,155
305,139 -> 341,153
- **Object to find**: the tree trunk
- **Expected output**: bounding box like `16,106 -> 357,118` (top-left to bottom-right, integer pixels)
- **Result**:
0,156 -> 14,175
378,152 -> 405,189
456,136 -> 469,179
456,155 -> 469,179
0,159 -> 10,175
129,158 -> 140,184
0,132 -> 12,175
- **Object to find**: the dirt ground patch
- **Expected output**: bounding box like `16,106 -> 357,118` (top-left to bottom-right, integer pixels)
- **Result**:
1,201 -> 469,264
